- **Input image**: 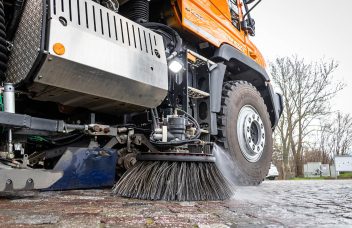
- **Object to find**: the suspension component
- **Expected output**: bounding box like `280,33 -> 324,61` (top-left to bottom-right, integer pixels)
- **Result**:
3,83 -> 15,113
3,83 -> 15,157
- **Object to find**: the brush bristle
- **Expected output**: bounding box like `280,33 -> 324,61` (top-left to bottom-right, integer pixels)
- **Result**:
112,161 -> 235,201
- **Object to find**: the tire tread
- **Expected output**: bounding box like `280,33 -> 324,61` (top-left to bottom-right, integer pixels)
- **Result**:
217,80 -> 272,186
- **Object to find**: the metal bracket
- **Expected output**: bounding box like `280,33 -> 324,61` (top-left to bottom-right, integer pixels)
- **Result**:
0,168 -> 63,192
137,153 -> 216,163
133,134 -> 160,154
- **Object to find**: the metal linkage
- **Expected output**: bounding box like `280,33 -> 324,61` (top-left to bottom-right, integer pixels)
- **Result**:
0,110 -> 130,137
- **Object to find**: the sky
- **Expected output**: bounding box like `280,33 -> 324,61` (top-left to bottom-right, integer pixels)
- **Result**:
251,0 -> 352,115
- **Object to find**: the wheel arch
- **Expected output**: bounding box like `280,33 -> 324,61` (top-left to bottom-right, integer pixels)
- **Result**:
210,43 -> 282,135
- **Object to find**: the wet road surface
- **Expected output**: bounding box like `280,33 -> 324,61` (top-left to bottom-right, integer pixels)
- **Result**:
0,180 -> 351,227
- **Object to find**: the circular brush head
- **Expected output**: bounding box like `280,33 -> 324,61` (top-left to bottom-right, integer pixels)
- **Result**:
112,160 -> 235,201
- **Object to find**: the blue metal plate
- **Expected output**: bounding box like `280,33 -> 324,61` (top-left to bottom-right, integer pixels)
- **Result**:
46,147 -> 117,190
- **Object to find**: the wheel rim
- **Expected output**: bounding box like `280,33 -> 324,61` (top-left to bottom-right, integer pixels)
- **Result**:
237,105 -> 266,163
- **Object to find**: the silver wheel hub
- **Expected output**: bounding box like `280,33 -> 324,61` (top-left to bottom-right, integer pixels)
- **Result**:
237,105 -> 266,163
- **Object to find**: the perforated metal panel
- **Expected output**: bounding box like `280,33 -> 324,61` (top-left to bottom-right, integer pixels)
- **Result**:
51,0 -> 165,61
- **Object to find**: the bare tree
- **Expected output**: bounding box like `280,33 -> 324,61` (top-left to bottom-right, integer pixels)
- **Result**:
320,112 -> 352,156
270,56 -> 343,177
303,148 -> 332,165
317,123 -> 335,164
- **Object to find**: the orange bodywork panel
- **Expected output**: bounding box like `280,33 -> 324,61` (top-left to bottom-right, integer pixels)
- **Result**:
172,0 -> 266,68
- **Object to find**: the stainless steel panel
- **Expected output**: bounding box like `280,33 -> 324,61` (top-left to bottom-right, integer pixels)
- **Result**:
50,0 -> 166,63
28,0 -> 168,111
32,55 -> 167,112
41,19 -> 167,91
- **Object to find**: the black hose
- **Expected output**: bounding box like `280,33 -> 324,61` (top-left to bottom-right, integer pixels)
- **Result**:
119,0 -> 149,23
0,0 -> 8,81
49,134 -> 85,146
150,108 -> 159,130
176,109 -> 201,140
48,133 -> 82,142
6,0 -> 25,41
142,22 -> 183,57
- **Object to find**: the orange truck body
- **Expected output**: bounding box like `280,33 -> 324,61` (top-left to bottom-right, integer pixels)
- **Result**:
171,0 -> 266,67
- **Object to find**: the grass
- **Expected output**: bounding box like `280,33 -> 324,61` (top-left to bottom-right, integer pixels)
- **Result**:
290,177 -> 325,180
289,172 -> 352,180
339,172 -> 352,178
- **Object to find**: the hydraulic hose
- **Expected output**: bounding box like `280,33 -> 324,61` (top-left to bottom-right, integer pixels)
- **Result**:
176,109 -> 201,140
0,0 -> 8,81
6,0 -> 25,41
142,22 -> 183,58
119,0 -> 149,23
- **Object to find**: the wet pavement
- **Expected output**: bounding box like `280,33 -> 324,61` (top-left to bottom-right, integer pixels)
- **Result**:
0,180 -> 351,227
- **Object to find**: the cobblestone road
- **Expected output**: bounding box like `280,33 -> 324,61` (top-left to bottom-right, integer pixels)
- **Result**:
0,180 -> 351,227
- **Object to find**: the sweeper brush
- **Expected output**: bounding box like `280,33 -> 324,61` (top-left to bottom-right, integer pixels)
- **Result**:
112,160 -> 235,201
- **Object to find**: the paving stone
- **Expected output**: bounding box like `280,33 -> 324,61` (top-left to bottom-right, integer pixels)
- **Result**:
0,180 -> 351,227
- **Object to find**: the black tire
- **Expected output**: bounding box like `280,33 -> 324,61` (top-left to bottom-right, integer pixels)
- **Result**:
268,176 -> 276,180
217,81 -> 273,186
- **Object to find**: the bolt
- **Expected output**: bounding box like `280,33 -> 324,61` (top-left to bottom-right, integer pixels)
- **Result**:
261,143 -> 264,147
7,153 -> 15,159
93,125 -> 101,132
59,16 -> 68,26
261,124 -> 264,129
130,158 -> 137,166
247,127 -> 250,132
262,134 -> 265,139
257,146 -> 260,151
248,118 -> 251,123
252,145 -> 255,150
103,127 -> 110,134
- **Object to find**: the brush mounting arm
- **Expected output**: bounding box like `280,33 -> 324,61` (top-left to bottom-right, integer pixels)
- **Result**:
137,153 -> 216,163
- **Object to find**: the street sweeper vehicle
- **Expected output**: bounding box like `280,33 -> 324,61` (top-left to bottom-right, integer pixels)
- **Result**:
0,0 -> 282,201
